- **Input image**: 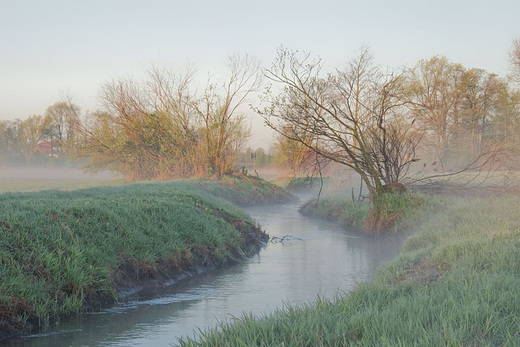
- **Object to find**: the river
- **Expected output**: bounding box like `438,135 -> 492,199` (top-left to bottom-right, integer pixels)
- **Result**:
5,194 -> 403,346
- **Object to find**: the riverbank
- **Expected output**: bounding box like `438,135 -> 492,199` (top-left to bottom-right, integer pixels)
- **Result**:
179,195 -> 520,346
188,174 -> 296,206
0,177 -> 293,340
300,191 -> 428,234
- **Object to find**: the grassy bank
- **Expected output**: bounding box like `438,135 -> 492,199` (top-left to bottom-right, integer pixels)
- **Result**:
0,177 -> 292,339
189,174 -> 295,206
300,192 -> 427,234
179,195 -> 520,346
281,177 -> 323,192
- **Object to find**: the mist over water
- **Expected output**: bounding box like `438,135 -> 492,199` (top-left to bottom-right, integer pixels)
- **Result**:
5,194 -> 403,347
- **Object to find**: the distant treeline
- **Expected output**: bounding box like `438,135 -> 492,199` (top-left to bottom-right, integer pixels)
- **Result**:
1,49 -> 520,182
0,56 -> 260,181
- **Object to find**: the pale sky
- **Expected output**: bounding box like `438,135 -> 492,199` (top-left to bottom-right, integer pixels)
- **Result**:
1,0 -> 518,148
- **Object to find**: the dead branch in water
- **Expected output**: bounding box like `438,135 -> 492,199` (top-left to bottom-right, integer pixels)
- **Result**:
269,235 -> 304,244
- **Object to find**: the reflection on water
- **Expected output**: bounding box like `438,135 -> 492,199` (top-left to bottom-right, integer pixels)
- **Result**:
6,195 -> 403,347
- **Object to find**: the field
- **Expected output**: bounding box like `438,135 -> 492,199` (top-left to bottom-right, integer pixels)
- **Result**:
0,167 -> 123,193
179,195 -> 520,346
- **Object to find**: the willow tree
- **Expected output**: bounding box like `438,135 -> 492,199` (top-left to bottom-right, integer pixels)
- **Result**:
259,48 -> 417,200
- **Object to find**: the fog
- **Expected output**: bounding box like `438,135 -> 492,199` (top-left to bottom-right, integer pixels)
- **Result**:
0,166 -> 121,192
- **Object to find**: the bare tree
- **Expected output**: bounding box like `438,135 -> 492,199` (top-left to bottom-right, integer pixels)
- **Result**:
147,66 -> 200,177
259,47 -> 414,200
78,56 -> 259,180
366,118 -> 422,186
195,54 -> 261,177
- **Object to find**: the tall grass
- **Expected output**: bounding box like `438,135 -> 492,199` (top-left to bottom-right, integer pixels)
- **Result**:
0,177 -> 289,338
179,195 -> 520,346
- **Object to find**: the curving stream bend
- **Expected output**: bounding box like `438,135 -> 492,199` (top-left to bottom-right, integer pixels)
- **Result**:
6,194 -> 403,346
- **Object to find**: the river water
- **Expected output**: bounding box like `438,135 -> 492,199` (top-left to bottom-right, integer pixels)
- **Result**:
6,194 -> 403,347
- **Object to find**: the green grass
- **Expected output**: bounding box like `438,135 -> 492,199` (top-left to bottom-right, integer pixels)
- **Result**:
0,177 -> 291,338
179,195 -> 520,346
190,175 -> 295,206
299,196 -> 371,231
300,192 -> 429,234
